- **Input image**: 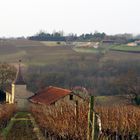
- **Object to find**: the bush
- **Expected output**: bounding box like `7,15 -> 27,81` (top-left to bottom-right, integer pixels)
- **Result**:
57,41 -> 61,44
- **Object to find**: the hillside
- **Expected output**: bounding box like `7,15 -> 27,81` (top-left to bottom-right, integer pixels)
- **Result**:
0,39 -> 140,66
0,39 -> 140,140
0,39 -> 140,95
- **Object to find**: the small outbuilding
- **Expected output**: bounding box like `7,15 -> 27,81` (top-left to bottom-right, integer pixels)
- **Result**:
29,86 -> 84,106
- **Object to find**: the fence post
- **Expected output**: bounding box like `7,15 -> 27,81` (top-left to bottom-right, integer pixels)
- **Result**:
91,111 -> 95,140
44,129 -> 47,138
75,100 -> 78,128
87,96 -> 94,140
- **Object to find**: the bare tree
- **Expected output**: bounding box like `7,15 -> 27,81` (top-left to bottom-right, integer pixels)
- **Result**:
115,70 -> 140,105
0,63 -> 16,90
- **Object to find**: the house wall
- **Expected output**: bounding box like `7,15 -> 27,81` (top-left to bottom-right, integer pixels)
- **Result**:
6,93 -> 9,103
29,94 -> 85,116
127,43 -> 137,46
6,92 -> 13,104
54,94 -> 84,106
12,84 -> 27,98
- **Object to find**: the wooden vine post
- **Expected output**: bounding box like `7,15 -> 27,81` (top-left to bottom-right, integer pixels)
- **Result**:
75,100 -> 78,128
87,96 -> 95,140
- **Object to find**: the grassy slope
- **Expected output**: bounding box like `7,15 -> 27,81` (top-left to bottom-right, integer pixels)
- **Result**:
110,44 -> 140,52
73,47 -> 100,53
95,95 -> 130,106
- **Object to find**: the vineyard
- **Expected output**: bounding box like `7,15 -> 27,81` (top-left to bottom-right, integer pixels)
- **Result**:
30,102 -> 88,139
30,102 -> 140,139
96,106 -> 140,139
0,101 -> 140,139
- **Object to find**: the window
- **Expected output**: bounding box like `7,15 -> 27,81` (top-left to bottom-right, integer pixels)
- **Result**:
51,102 -> 55,106
70,95 -> 73,100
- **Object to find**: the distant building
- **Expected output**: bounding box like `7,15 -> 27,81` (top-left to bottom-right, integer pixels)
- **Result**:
6,62 -> 34,110
29,86 -> 84,106
135,40 -> 140,45
127,42 -> 137,46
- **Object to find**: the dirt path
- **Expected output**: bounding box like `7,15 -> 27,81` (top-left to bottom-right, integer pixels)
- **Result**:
2,112 -> 45,140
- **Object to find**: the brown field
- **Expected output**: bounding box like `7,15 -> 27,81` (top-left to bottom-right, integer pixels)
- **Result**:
103,51 -> 140,62
0,39 -> 94,66
0,39 -> 140,66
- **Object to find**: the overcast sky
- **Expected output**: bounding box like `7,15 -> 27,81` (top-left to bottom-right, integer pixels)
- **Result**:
0,0 -> 140,37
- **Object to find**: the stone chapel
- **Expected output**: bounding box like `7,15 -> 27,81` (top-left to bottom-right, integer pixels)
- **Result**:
6,62 -> 34,111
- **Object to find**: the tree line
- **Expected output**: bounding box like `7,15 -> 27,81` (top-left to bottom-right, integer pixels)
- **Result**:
28,31 -> 139,43
25,60 -> 140,105
0,60 -> 139,105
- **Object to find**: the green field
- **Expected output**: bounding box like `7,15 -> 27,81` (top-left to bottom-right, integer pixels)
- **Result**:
73,47 -> 106,53
95,95 -> 130,106
110,45 -> 140,52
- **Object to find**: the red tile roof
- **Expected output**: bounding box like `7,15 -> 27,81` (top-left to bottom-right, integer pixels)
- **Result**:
29,86 -> 72,105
